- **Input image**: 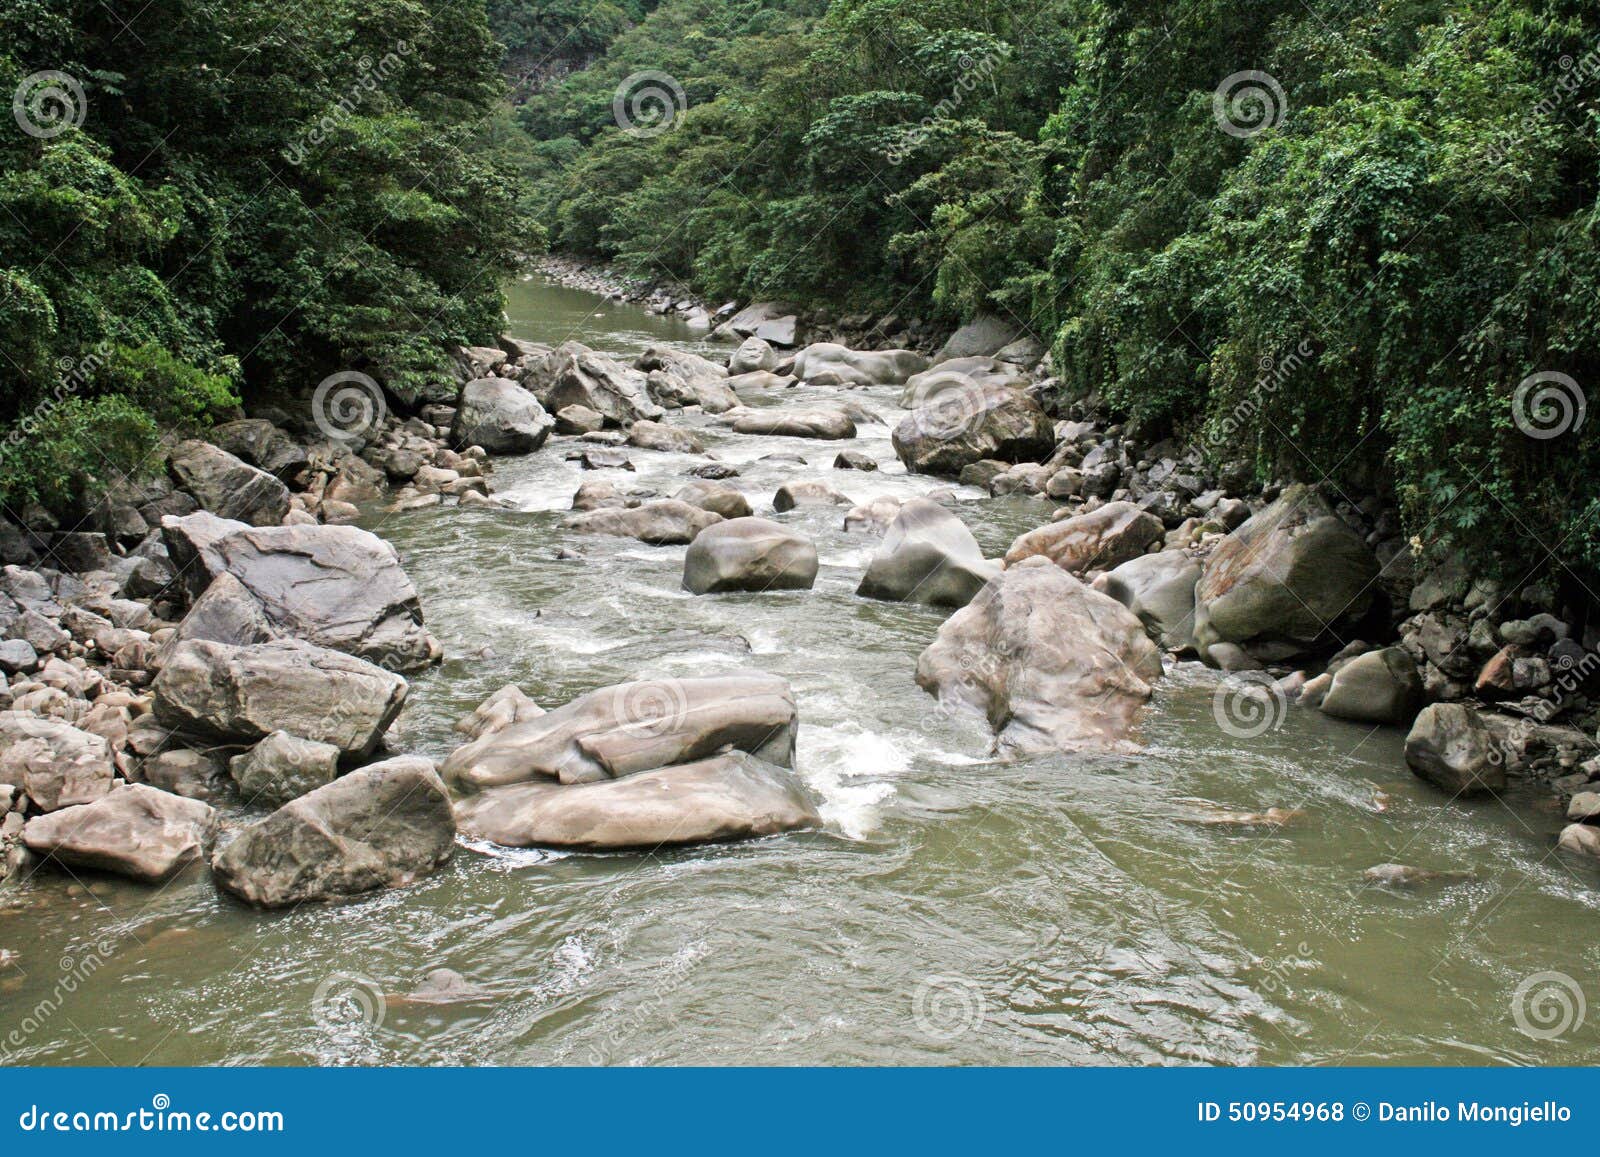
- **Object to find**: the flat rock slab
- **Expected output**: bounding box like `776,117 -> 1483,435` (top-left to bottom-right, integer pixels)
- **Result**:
24,783 -> 215,883
455,752 -> 819,850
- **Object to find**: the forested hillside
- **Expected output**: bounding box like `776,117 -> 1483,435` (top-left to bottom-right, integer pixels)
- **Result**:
514,0 -> 1600,575
0,0 -> 529,513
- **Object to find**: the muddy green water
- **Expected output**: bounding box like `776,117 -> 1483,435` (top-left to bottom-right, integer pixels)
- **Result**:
3,277 -> 1599,1066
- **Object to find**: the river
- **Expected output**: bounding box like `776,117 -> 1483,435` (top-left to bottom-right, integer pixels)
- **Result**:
2,276 -> 1597,1067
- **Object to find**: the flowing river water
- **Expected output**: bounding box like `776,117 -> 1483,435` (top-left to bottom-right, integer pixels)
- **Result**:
4,277 -> 1599,1067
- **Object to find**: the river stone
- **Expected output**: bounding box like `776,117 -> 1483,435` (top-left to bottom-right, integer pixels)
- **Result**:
857,498 -> 997,609
934,314 -> 1018,361
725,408 -> 857,440
1404,703 -> 1504,796
900,357 -> 1029,405
1097,549 -> 1201,653
844,496 -> 903,534
139,747 -> 229,801
208,419 -> 310,482
729,337 -> 779,375
915,558 -> 1164,754
454,685 -> 544,741
1193,485 -> 1379,662
23,783 -> 215,883
673,481 -> 752,520
450,376 -> 554,454
1558,823 -> 1600,859
531,342 -> 664,426
627,419 -> 704,454
792,342 -> 929,387
167,440 -> 292,526
1320,647 -> 1422,725
229,730 -> 341,807
554,404 -> 606,435
206,523 -> 439,672
0,712 -> 116,812
455,752 -> 819,851
773,480 -> 853,512
170,572 -> 280,651
160,511 -> 248,598
153,639 -> 408,757
683,518 -> 818,595
562,500 -> 723,545
726,371 -> 793,392
891,382 -> 1054,476
211,755 -> 455,908
442,672 -> 798,789
1004,501 -> 1164,574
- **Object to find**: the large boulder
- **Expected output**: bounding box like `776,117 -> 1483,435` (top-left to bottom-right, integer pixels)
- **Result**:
725,302 -> 799,341
1320,647 -> 1422,725
192,523 -> 438,671
773,480 -> 853,511
792,342 -> 929,387
211,755 -> 455,908
0,712 -> 115,812
627,419 -> 704,454
562,500 -> 723,545
1404,703 -> 1504,795
167,440 -> 292,526
161,511 -> 250,598
1004,501 -> 1164,574
169,572 -> 280,650
442,672 -> 798,789
229,730 -> 341,807
900,357 -> 1028,404
857,498 -> 997,609
724,408 -> 856,440
1193,485 -> 1379,662
915,558 -> 1164,754
1097,550 -> 1201,653
530,342 -> 664,425
153,639 -> 408,757
728,337 -> 779,375
934,314 -> 1019,362
683,518 -> 818,594
455,752 -> 818,850
673,481 -> 752,520
450,376 -> 553,454
891,382 -> 1054,476
207,419 -> 310,483
23,784 -> 215,883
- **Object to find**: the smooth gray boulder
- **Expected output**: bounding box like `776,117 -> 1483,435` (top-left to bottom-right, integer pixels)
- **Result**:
167,440 -> 292,526
1404,703 -> 1504,795
773,480 -> 853,512
673,481 -> 752,520
1004,501 -> 1164,574
892,382 -> 1054,476
792,342 -> 929,387
1097,550 -> 1201,653
1194,485 -> 1379,662
450,376 -> 554,454
211,755 -> 455,908
24,784 -> 215,883
153,639 -> 408,757
229,730 -> 342,807
562,500 -> 723,545
442,672 -> 798,790
683,518 -> 818,595
934,314 -> 1019,361
0,712 -> 116,812
455,752 -> 818,850
728,337 -> 779,374
900,357 -> 1028,405
724,408 -> 857,440
857,498 -> 997,609
627,419 -> 704,455
454,685 -> 544,742
554,404 -> 605,434
915,558 -> 1164,754
208,419 -> 310,482
1320,647 -> 1422,725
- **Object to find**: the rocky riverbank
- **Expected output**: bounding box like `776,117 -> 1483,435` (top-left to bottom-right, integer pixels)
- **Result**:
4,290 -> 1599,925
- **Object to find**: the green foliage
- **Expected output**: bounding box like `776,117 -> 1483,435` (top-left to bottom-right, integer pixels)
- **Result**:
0,0 -> 533,514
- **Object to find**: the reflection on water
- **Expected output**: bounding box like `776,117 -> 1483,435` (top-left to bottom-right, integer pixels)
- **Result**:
3,280 -> 1599,1067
